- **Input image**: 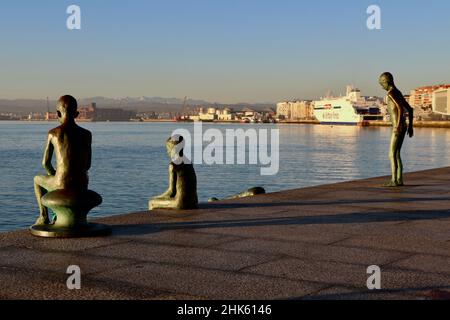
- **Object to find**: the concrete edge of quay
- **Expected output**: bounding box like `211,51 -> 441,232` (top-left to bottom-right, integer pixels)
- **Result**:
0,167 -> 450,300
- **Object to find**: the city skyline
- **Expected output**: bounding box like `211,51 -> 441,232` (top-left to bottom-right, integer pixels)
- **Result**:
0,0 -> 449,103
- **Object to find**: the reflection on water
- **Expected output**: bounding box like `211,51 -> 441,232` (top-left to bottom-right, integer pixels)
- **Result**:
1,121 -> 450,232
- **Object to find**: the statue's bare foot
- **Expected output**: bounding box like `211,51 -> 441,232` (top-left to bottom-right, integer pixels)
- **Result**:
148,200 -> 156,210
397,181 -> 404,187
384,180 -> 399,187
34,215 -> 50,226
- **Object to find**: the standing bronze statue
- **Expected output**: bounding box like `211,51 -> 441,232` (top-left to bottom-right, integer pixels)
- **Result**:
149,135 -> 199,210
379,72 -> 414,187
30,95 -> 110,237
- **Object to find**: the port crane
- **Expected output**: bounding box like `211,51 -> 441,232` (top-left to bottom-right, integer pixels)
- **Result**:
176,96 -> 190,121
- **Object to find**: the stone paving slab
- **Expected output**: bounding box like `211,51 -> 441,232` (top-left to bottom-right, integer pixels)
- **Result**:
0,246 -> 135,275
90,262 -> 325,300
1,167 -> 450,299
212,238 -> 409,266
85,241 -> 276,272
337,234 -> 450,256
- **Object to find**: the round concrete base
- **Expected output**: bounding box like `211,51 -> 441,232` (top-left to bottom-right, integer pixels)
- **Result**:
29,223 -> 111,238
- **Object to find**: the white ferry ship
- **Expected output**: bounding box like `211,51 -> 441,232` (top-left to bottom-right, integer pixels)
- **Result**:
313,86 -> 384,125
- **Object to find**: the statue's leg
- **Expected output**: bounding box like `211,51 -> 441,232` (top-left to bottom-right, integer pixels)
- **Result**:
33,175 -> 56,225
385,131 -> 398,187
395,129 -> 407,186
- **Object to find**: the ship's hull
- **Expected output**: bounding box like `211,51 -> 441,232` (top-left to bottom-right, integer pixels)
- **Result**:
313,104 -> 362,125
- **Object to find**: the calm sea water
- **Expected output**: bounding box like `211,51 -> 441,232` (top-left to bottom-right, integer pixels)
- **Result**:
1,121 -> 450,232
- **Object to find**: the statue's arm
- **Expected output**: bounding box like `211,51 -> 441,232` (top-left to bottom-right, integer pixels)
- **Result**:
404,99 -> 414,137
155,164 -> 177,199
87,132 -> 92,171
168,164 -> 177,197
42,134 -> 56,176
388,91 -> 405,131
404,100 -> 414,127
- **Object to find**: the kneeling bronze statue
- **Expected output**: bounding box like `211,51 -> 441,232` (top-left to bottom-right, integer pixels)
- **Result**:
149,135 -> 199,210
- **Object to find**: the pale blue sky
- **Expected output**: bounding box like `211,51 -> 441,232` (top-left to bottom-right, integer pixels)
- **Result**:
0,0 -> 449,103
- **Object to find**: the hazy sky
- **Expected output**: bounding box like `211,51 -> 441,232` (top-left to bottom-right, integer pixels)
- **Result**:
0,0 -> 449,103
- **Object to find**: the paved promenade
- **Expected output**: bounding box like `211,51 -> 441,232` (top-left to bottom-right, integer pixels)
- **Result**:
1,168 -> 450,300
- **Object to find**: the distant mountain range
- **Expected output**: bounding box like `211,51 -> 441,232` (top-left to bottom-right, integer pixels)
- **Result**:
0,96 -> 275,114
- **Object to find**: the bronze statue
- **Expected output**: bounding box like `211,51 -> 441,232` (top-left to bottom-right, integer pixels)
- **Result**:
379,72 -> 414,187
209,187 -> 266,202
149,135 -> 199,210
30,95 -> 110,237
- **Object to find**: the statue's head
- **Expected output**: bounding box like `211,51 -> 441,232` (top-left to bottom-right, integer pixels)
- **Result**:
56,95 -> 79,124
379,72 -> 394,91
166,135 -> 185,162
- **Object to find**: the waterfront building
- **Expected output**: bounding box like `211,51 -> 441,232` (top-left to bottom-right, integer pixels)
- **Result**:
45,102 -> 135,121
242,107 -> 256,118
190,107 -> 217,121
93,107 -> 135,121
216,108 -> 235,121
238,107 -> 261,122
433,88 -> 450,115
78,103 -> 96,120
45,111 -> 58,121
28,112 -> 45,121
409,84 -> 450,109
261,108 -> 276,122
291,101 -> 313,120
276,100 -> 314,121
189,106 -> 272,122
276,102 -> 291,120
138,111 -> 157,120
0,113 -> 20,120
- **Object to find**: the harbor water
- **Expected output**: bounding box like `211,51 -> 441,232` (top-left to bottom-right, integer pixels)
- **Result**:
1,121 -> 450,232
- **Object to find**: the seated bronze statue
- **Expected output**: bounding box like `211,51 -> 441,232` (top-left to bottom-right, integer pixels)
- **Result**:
30,95 -> 110,238
149,135 -> 199,210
